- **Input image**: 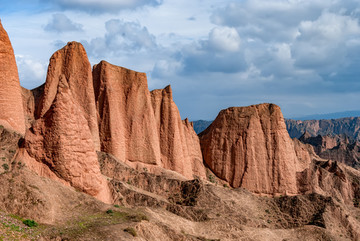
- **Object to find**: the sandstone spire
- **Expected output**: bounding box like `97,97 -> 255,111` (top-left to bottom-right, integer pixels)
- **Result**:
0,20 -> 26,135
93,61 -> 161,165
200,103 -> 298,195
25,75 -> 111,203
151,85 -> 206,179
37,42 -> 100,150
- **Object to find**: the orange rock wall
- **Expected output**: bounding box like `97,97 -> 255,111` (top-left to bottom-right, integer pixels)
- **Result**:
37,42 -> 100,151
0,20 -> 26,135
200,104 -> 299,195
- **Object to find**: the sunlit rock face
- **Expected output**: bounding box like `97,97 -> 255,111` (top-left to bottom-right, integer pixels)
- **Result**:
0,20 -> 26,135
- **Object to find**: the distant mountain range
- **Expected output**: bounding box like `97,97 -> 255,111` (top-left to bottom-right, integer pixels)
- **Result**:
289,110 -> 360,120
192,120 -> 213,134
285,117 -> 360,140
194,115 -> 360,141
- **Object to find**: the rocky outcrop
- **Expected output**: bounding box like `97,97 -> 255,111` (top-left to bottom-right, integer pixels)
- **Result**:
93,61 -> 161,165
93,62 -> 206,179
199,104 -> 299,195
36,42 -> 100,150
296,159 -> 358,205
151,86 -> 206,179
299,132 -> 360,169
0,20 -> 26,135
24,76 -> 111,203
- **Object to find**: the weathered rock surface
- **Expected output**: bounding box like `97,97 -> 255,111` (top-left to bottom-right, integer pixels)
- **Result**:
36,41 -> 100,150
199,104 -> 299,195
0,20 -> 26,135
93,62 -> 206,179
24,76 -> 111,203
21,85 -> 44,129
93,61 -> 161,165
151,86 -> 206,179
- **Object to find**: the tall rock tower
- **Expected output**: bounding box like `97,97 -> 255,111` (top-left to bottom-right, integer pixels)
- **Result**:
0,20 -> 26,135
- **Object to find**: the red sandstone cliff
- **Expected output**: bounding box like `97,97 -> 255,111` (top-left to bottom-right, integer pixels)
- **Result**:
151,86 -> 206,179
24,75 -> 111,203
93,61 -> 161,165
199,104 -> 299,195
0,20 -> 26,135
93,62 -> 206,179
36,42 -> 100,150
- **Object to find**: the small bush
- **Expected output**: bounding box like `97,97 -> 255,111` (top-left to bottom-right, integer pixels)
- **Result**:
223,184 -> 229,188
2,163 -> 9,171
106,209 -> 114,214
265,209 -> 270,214
208,174 -> 215,183
124,227 -> 137,237
23,219 -> 38,227
114,204 -> 120,208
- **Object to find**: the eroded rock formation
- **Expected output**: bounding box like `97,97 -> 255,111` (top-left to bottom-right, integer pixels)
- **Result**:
37,42 -> 100,150
286,117 -> 360,140
151,86 -> 206,179
299,132 -> 360,169
93,61 -> 161,165
93,62 -> 206,179
24,75 -> 111,203
199,104 -> 299,195
0,20 -> 26,135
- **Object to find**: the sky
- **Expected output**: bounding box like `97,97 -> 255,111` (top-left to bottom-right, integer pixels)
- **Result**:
1,0 -> 360,120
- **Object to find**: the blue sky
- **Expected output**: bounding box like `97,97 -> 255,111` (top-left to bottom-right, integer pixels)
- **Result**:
1,0 -> 360,120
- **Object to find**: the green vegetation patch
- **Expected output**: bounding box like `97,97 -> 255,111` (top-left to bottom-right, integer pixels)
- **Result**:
23,219 -> 38,227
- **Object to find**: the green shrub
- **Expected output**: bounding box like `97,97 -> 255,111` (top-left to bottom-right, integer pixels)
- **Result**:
2,163 -> 9,171
23,219 -> 38,227
124,227 -> 137,237
106,209 -> 114,214
114,204 -> 120,208
208,174 -> 215,183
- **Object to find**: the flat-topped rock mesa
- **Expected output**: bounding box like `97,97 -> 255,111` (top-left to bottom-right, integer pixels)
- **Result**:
24,75 -> 112,203
36,41 -> 100,150
93,62 -> 206,179
151,86 -> 206,179
0,20 -> 26,135
199,104 -> 300,195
